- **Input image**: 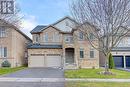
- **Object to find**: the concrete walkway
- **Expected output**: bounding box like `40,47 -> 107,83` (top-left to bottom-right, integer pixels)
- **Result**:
0,78 -> 130,82
117,68 -> 130,72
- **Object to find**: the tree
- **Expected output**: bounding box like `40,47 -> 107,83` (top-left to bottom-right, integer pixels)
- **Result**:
109,53 -> 115,69
0,0 -> 21,27
70,0 -> 130,73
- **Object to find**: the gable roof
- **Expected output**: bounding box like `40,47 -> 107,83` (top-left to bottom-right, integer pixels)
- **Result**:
31,25 -> 63,34
0,19 -> 32,41
30,16 -> 78,34
30,25 -> 47,34
52,16 -> 78,26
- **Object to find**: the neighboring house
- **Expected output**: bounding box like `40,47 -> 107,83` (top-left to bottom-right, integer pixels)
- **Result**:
0,20 -> 32,67
99,36 -> 130,69
27,17 -> 99,69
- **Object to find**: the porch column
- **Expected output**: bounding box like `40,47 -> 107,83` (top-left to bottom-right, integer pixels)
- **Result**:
123,55 -> 126,68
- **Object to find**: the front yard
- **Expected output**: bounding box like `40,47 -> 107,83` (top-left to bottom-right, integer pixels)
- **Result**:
65,69 -> 130,79
0,66 -> 26,75
65,82 -> 130,87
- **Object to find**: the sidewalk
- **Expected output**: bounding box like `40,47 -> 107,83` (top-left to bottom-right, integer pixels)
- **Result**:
0,78 -> 130,82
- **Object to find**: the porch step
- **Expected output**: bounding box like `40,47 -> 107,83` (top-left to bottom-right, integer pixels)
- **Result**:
65,64 -> 78,69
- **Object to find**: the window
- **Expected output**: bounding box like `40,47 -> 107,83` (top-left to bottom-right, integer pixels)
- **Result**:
90,50 -> 94,58
34,35 -> 39,43
80,48 -> 84,58
89,33 -> 94,40
43,32 -> 48,42
79,32 -> 84,40
0,27 -> 6,37
0,47 -> 7,58
65,36 -> 73,43
53,32 -> 59,42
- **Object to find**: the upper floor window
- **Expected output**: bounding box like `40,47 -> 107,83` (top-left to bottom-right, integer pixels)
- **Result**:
0,47 -> 7,58
65,36 -> 73,43
80,48 -> 84,58
79,32 -> 84,40
0,27 -> 6,37
53,32 -> 59,42
43,32 -> 48,42
89,33 -> 95,40
33,34 -> 39,43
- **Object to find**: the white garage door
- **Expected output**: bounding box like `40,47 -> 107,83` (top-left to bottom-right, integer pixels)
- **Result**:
46,54 -> 61,68
29,54 -> 44,67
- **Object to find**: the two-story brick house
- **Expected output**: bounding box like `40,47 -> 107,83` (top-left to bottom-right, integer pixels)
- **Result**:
27,17 -> 99,69
0,20 -> 31,67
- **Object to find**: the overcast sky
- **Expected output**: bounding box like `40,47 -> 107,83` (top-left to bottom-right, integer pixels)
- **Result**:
18,0 -> 70,38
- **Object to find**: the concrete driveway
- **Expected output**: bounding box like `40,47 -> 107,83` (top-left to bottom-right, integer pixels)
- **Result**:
2,68 -> 64,78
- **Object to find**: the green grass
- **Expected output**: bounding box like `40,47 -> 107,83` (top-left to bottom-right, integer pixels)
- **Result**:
65,82 -> 130,87
65,69 -> 130,78
0,66 -> 26,75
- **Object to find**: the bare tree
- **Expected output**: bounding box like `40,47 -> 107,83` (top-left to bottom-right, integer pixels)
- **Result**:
71,0 -> 130,73
0,0 -> 21,27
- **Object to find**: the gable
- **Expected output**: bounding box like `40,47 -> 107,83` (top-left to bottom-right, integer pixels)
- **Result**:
41,26 -> 61,34
53,17 -> 77,32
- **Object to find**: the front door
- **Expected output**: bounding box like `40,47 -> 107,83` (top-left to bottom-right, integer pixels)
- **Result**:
65,48 -> 74,64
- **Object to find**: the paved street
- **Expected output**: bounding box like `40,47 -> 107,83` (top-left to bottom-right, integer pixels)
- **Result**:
0,82 -> 65,87
2,68 -> 64,78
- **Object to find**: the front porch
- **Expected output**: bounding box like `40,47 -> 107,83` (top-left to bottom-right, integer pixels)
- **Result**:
63,48 -> 78,69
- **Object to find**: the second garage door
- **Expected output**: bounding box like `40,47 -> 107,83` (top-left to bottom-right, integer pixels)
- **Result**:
125,56 -> 130,68
46,54 -> 61,67
113,56 -> 124,68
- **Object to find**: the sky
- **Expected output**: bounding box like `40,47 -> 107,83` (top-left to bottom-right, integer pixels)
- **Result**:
17,0 -> 70,38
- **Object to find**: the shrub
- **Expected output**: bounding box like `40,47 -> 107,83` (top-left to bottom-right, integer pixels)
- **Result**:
1,60 -> 11,67
109,53 -> 115,69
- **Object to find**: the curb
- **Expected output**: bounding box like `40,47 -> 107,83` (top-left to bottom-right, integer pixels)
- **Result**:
0,78 -> 130,82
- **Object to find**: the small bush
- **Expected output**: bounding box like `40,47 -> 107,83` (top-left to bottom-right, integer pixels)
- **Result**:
1,60 -> 11,67
109,53 -> 115,69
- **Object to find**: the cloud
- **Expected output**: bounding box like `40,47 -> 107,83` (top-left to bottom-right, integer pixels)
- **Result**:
20,14 -> 38,38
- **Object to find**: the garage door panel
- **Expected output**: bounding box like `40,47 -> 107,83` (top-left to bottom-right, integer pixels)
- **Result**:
46,55 -> 61,67
125,56 -> 130,68
113,56 -> 124,67
29,56 -> 44,67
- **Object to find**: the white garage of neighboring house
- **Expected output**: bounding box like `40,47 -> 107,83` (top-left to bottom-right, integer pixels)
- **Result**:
112,47 -> 130,68
27,44 -> 63,68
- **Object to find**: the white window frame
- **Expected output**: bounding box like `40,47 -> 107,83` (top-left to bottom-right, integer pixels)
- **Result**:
43,32 -> 48,42
89,33 -> 95,40
79,32 -> 84,40
0,47 -> 7,58
0,27 -> 6,37
80,48 -> 84,59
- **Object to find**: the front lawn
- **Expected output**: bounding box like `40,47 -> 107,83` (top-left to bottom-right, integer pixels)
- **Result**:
65,82 -> 130,87
0,66 -> 26,75
65,69 -> 130,78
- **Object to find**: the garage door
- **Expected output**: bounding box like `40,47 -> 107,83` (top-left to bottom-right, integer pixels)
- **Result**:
29,54 -> 45,67
113,56 -> 124,67
46,54 -> 61,68
125,56 -> 130,68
